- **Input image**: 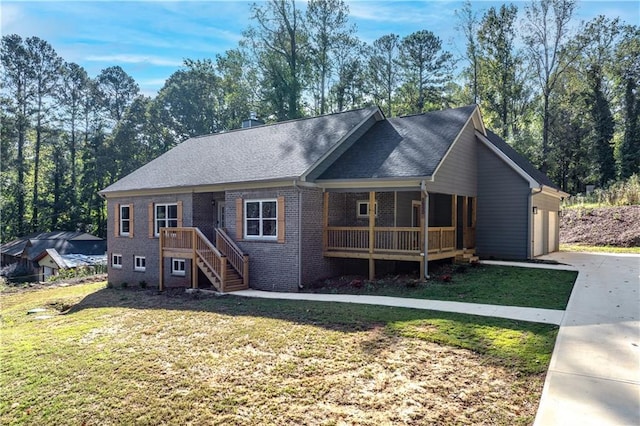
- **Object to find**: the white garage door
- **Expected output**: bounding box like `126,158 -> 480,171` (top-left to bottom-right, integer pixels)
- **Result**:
548,211 -> 557,253
533,211 -> 544,256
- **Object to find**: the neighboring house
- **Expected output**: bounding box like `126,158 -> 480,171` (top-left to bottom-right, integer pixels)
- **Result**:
100,105 -> 568,293
35,249 -> 107,281
0,231 -> 107,282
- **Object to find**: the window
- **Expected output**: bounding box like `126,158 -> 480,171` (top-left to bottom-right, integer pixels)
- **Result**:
134,256 -> 146,272
244,199 -> 277,239
172,258 -> 186,276
155,203 -> 178,236
120,205 -> 131,236
356,200 -> 378,218
112,254 -> 122,269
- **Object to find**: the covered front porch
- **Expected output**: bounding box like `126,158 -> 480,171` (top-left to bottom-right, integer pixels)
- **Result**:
322,190 -> 476,280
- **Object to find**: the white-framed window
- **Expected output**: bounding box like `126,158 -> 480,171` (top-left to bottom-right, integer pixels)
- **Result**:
120,205 -> 131,236
112,254 -> 122,269
172,258 -> 186,276
134,256 -> 146,272
155,203 -> 178,236
356,200 -> 378,218
244,199 -> 277,239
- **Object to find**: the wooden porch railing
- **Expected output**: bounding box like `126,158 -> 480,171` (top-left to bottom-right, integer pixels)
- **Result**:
159,227 -> 226,291
374,227 -> 421,252
325,226 -> 458,254
427,227 -> 456,253
215,228 -> 249,286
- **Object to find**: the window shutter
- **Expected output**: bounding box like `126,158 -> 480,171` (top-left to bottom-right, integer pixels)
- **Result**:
114,203 -> 120,237
235,198 -> 243,240
277,196 -> 285,243
148,203 -> 154,238
129,204 -> 134,238
177,200 -> 183,227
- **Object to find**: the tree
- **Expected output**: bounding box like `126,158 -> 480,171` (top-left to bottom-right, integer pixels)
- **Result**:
614,25 -> 640,179
330,35 -> 367,111
96,65 -> 139,123
216,48 -> 261,130
247,0 -> 308,120
398,30 -> 453,114
523,0 -> 579,173
57,62 -> 91,225
455,0 -> 481,104
1,34 -> 32,235
477,4 -> 521,138
578,16 -> 621,185
368,34 -> 400,117
154,59 -> 221,144
25,36 -> 63,231
306,0 -> 353,115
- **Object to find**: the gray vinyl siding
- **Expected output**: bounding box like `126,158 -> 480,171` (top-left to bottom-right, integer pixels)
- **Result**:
396,191 -> 421,227
426,121 -> 477,196
106,194 -> 193,288
476,143 -> 530,259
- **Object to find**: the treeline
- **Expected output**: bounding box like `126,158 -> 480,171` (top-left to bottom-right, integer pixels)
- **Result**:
1,0 -> 639,243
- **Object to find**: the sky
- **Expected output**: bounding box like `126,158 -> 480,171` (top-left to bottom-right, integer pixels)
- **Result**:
1,0 -> 638,96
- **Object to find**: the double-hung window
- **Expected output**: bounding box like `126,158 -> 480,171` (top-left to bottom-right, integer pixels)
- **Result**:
120,205 -> 131,236
112,254 -> 122,269
172,258 -> 186,276
134,256 -> 146,272
356,200 -> 378,218
244,199 -> 277,239
155,203 -> 178,236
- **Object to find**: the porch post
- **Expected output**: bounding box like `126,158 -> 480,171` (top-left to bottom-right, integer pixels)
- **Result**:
420,191 -> 426,280
368,191 -> 375,281
158,230 -> 164,291
462,197 -> 469,249
192,229 -> 198,289
452,194 -> 457,249
322,191 -> 329,251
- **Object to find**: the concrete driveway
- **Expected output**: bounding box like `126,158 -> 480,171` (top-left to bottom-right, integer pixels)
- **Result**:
534,252 -> 640,425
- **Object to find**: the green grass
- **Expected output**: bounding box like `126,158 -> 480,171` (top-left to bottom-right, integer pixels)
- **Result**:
0,282 -> 558,425
561,244 -> 640,254
306,264 -> 577,310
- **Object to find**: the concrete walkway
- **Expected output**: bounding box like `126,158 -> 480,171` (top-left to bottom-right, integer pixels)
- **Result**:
534,252 -> 640,426
233,289 -> 565,325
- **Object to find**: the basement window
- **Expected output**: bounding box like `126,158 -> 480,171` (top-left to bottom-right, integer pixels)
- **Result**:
112,254 -> 122,269
172,258 -> 186,276
134,256 -> 146,272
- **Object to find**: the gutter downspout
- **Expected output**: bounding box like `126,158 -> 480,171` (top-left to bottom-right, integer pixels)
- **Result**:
529,186 -> 543,258
421,180 -> 430,279
294,180 -> 303,289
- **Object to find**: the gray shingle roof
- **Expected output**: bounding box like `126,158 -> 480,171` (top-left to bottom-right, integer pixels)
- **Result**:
101,107 -> 379,193
1,232 -> 106,260
318,105 -> 476,180
483,129 -> 561,190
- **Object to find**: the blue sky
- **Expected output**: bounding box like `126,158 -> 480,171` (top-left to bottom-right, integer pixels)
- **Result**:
2,0 -> 638,95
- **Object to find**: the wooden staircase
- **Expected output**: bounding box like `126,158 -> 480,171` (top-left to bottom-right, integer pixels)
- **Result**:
455,249 -> 479,264
159,227 -> 249,292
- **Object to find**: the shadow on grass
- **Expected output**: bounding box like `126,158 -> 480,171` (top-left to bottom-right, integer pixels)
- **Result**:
66,286 -> 558,373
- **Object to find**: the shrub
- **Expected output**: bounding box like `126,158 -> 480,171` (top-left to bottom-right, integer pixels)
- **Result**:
121,282 -> 128,289
106,281 -> 114,289
139,280 -> 147,289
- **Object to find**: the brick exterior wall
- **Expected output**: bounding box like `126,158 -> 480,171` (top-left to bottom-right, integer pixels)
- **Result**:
225,187 -> 301,292
192,192 -> 225,241
106,194 -> 193,288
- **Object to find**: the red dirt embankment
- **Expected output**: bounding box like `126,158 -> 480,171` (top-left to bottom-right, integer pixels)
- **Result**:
560,205 -> 640,247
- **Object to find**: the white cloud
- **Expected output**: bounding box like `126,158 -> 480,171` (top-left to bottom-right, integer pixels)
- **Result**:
85,54 -> 183,67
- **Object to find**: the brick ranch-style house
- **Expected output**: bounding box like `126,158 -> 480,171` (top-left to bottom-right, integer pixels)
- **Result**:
100,105 -> 568,292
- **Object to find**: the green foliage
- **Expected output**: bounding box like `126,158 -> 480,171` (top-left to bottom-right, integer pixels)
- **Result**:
563,174 -> 640,207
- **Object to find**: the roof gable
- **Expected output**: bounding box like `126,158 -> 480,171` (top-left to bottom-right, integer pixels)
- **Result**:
316,105 -> 477,180
101,107 -> 379,194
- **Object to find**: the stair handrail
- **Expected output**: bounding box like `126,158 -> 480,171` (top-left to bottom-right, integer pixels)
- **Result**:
194,228 -> 226,287
215,228 -> 248,282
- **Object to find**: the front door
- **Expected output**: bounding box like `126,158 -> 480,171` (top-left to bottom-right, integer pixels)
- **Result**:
217,201 -> 226,228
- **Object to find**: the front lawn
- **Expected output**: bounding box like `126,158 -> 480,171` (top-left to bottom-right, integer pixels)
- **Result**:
306,264 -> 577,310
1,282 -> 558,425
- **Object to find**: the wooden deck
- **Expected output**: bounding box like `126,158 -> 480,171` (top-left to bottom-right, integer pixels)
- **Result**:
159,227 -> 248,292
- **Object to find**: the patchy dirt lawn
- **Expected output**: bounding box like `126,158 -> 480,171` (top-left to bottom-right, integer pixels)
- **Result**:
560,205 -> 640,247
